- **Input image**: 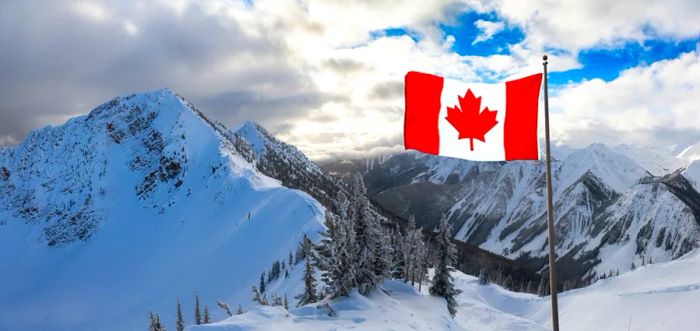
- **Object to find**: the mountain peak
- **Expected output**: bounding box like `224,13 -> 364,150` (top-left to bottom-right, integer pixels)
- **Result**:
236,120 -> 271,137
86,87 -> 191,122
233,120 -> 280,156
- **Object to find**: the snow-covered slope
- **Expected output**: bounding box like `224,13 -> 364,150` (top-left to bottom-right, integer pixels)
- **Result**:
194,249 -> 700,331
0,89 -> 325,330
231,121 -> 346,209
684,160 -> 700,191
613,143 -> 688,176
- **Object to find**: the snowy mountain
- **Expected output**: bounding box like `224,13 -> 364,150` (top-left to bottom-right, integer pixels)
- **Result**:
188,249 -> 700,331
0,89 -> 325,330
323,142 -> 700,284
230,121 -> 347,210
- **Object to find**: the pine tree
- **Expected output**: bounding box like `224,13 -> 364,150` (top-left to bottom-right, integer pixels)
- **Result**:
316,192 -> 357,298
148,312 -> 157,331
504,275 -> 514,290
429,219 -> 461,316
252,286 -> 268,305
390,224 -> 406,279
563,280 -> 572,292
217,300 -> 233,317
526,281 -> 534,294
478,268 -> 489,285
269,261 -> 281,281
297,236 -> 319,306
284,294 -> 289,310
203,305 -> 210,324
149,312 -> 167,331
194,291 -> 202,325
631,262 -> 636,270
402,215 -> 422,284
537,274 -> 548,297
351,174 -> 383,295
176,298 -> 185,331
236,304 -> 244,315
260,272 -> 266,294
373,226 -> 394,279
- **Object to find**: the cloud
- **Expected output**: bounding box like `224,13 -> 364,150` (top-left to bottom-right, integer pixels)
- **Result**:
463,0 -> 700,70
1,0 -> 699,161
71,1 -> 109,22
472,20 -> 505,44
550,48 -> 700,148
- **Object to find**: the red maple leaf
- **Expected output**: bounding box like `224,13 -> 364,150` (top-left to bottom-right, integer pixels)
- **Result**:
445,89 -> 498,151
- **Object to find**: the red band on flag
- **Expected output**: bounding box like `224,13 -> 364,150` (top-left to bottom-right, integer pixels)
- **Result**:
504,74 -> 542,160
404,71 -> 443,154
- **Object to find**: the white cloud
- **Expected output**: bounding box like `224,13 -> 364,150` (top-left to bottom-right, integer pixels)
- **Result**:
465,0 -> 700,69
70,1 -> 109,22
123,21 -> 138,35
550,47 -> 700,148
472,20 -> 505,44
3,0 -> 700,160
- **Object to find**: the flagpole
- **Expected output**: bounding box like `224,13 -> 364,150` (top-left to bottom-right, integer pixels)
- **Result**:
542,54 -> 560,331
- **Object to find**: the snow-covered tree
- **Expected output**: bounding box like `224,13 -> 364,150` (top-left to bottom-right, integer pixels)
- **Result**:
373,225 -> 393,280
429,219 -> 461,317
351,174 -> 383,295
148,312 -> 167,331
252,286 -> 268,305
316,192 -> 357,298
176,298 -> 185,331
525,281 -> 534,293
194,291 -> 202,325
203,305 -> 210,324
537,274 -> 548,297
269,261 -> 281,281
402,215 -> 427,286
297,236 -> 319,306
478,268 -> 489,285
259,272 -> 266,294
216,300 -> 233,317
390,224 -> 406,279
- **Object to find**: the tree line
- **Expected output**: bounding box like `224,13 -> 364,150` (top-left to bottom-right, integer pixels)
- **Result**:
148,174 -> 463,330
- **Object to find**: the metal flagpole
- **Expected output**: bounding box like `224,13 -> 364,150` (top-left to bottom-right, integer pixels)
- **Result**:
542,54 -> 560,331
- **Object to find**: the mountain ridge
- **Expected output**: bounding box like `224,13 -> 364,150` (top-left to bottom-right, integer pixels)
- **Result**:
323,142 -> 700,283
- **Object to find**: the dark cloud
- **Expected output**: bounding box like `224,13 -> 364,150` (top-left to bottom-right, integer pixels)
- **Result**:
193,89 -> 331,131
369,80 -> 403,100
323,58 -> 368,73
0,0 -> 321,145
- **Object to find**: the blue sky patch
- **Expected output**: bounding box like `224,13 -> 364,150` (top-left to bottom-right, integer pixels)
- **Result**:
369,28 -> 420,42
549,38 -> 699,85
440,11 -> 525,56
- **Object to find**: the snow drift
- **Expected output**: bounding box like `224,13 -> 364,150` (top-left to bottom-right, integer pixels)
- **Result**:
194,249 -> 700,331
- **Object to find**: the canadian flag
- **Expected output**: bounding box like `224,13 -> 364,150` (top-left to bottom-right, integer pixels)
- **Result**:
404,71 -> 543,161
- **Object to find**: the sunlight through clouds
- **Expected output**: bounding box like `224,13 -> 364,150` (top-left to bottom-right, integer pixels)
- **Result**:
1,0 -> 699,159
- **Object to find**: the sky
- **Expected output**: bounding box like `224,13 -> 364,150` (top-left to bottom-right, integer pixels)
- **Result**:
1,0 -> 699,160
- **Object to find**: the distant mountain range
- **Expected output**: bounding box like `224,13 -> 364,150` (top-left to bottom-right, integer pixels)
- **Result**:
323,142 -> 700,284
